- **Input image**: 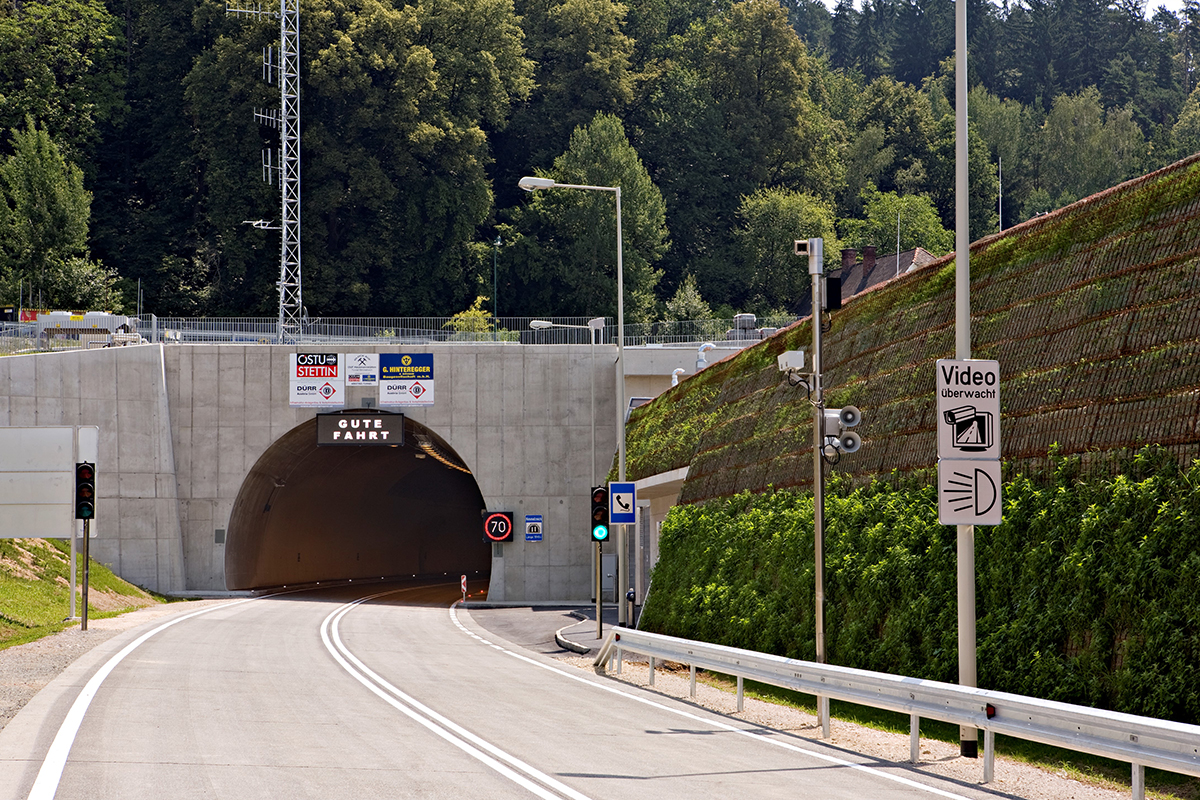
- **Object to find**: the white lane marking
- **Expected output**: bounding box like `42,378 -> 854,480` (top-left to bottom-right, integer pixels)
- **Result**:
449,605 -> 978,800
27,598 -> 257,800
320,592 -> 595,800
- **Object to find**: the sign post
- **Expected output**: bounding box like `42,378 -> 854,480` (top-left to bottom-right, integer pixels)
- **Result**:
609,483 -> 636,627
936,358 -> 1001,758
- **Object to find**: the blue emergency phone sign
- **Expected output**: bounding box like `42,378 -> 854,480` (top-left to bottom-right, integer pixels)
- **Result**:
609,482 -> 637,524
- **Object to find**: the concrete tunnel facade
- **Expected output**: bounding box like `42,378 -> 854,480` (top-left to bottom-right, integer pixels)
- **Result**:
0,343 -> 639,601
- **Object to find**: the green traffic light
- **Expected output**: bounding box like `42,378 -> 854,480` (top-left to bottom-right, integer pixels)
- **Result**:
592,524 -> 609,542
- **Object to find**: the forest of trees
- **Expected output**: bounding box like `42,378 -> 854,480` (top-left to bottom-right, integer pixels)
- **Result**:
1,0 -> 1199,319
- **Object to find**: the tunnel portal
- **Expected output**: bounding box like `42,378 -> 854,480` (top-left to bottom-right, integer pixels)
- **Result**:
225,413 -> 490,590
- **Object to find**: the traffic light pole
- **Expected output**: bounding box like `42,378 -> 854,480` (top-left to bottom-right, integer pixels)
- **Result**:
69,528 -> 77,619
81,519 -> 90,631
596,542 -> 603,639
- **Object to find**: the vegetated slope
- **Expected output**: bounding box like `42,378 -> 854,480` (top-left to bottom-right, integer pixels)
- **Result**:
639,450 -> 1200,724
0,538 -> 159,649
625,153 -> 1200,499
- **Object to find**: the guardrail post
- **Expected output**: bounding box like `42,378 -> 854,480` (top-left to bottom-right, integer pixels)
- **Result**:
649,656 -> 655,686
616,647 -> 623,675
910,714 -> 920,763
1132,764 -> 1145,800
689,665 -> 696,697
737,676 -> 744,712
984,729 -> 995,782
818,696 -> 830,738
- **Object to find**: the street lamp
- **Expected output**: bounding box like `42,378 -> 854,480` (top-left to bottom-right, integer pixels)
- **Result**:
531,317 -> 607,636
492,235 -> 503,342
520,174 -> 628,623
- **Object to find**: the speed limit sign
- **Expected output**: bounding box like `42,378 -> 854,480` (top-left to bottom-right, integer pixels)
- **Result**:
483,511 -> 514,542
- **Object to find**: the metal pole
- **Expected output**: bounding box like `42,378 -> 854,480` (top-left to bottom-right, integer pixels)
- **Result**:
809,238 -> 831,738
615,186 -> 627,626
81,519 -> 90,631
493,235 -> 500,342
69,527 -> 76,619
809,238 -> 825,668
955,0 -> 978,759
592,326 -> 602,639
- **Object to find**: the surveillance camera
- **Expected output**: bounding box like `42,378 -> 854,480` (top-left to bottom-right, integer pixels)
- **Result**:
794,240 -> 809,256
777,350 -> 805,372
839,405 -> 862,428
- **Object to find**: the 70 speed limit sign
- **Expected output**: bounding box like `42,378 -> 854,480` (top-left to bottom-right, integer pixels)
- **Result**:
483,511 -> 514,542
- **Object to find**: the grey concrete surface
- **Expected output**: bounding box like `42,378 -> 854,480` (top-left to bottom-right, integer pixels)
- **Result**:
0,343 -> 646,602
0,583 -> 1009,800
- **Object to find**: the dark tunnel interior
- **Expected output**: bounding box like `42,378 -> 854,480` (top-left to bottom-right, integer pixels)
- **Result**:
225,413 -> 491,590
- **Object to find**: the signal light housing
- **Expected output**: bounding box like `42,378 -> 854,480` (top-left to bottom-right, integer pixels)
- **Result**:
75,462 -> 96,520
590,486 -> 609,542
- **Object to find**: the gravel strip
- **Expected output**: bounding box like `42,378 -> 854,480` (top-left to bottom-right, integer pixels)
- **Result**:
0,600 -> 230,731
558,655 -> 1134,800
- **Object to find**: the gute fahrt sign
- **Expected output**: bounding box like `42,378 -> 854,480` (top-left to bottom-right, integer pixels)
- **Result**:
316,412 -> 405,446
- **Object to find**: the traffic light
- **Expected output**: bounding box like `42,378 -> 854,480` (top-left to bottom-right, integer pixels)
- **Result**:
75,462 -> 96,520
590,486 -> 609,542
483,511 -> 513,542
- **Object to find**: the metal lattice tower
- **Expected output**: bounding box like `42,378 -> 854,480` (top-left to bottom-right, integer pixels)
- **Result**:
228,0 -> 302,343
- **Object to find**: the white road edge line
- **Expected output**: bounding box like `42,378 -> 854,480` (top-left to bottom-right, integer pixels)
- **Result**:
449,604 -> 979,800
26,597 -> 258,800
320,592 -> 595,800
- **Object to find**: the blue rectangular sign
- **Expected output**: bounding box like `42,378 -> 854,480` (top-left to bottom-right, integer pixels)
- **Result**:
609,482 -> 637,524
380,353 -> 434,380
524,514 -> 543,541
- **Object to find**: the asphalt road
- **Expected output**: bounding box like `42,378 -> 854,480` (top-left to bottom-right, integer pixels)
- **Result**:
0,581 -> 1005,800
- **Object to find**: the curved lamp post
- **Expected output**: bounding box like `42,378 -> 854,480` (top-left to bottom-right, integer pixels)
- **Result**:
521,175 -> 628,623
532,317 -> 606,635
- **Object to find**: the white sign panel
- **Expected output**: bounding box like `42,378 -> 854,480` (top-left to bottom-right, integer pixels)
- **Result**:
938,459 -> 1002,526
0,426 -> 94,538
289,353 -> 345,408
345,353 -> 379,388
936,359 -> 1001,461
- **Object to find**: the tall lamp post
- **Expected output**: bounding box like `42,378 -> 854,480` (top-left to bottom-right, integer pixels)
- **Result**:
492,234 -> 502,340
532,317 -> 606,635
519,175 -> 630,624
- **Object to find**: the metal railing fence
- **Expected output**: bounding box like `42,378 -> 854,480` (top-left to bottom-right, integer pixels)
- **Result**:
595,627 -> 1200,800
2,315 -> 803,352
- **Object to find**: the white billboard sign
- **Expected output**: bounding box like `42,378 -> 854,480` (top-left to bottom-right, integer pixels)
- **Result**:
289,353 -> 345,408
345,353 -> 379,388
0,426 -> 98,538
938,459 -> 1002,526
936,359 -> 1001,461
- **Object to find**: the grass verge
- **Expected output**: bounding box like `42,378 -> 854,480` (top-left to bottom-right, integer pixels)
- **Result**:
0,538 -> 164,651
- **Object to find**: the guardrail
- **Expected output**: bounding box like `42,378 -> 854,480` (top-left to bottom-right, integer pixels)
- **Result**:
594,627 -> 1200,800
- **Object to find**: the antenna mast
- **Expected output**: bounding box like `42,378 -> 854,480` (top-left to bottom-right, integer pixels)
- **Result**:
228,0 -> 302,343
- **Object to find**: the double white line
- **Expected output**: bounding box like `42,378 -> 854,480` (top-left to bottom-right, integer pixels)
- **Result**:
319,592 -> 595,800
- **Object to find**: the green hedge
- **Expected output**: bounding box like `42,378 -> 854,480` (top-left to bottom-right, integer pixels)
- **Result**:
639,447 -> 1200,724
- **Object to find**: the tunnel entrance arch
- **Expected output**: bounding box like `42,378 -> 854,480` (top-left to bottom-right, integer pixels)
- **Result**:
225,412 -> 489,590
